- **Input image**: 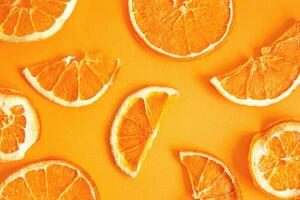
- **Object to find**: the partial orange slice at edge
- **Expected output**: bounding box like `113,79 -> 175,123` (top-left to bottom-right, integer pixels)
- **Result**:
0,88 -> 39,162
0,160 -> 100,199
180,151 -> 241,200
249,119 -> 300,199
23,52 -> 120,107
129,0 -> 233,59
211,21 -> 300,106
111,86 -> 178,177
0,0 -> 77,42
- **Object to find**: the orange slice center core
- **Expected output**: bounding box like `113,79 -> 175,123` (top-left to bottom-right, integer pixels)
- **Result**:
0,108 -> 14,128
173,0 -> 197,14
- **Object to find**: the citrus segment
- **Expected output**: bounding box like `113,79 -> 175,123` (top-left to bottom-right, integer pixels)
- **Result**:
273,21 -> 300,46
0,88 -> 39,161
249,120 -> 300,199
0,0 -> 77,42
211,21 -> 300,106
0,160 -> 99,200
129,0 -> 233,59
23,52 -> 120,107
180,151 -> 241,199
111,86 -> 178,177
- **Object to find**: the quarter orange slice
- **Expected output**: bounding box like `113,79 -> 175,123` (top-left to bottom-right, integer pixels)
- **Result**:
0,88 -> 39,162
129,0 -> 233,59
23,52 -> 120,107
249,119 -> 300,199
0,160 -> 100,199
211,21 -> 300,106
180,151 -> 241,199
111,86 -> 178,177
0,0 -> 77,42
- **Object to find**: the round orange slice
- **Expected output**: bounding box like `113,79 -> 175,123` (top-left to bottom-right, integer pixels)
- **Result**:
0,160 -> 100,199
0,88 -> 39,162
211,21 -> 300,106
23,52 -> 120,107
129,0 -> 233,59
111,86 -> 178,177
249,119 -> 300,199
180,151 -> 241,199
0,0 -> 77,42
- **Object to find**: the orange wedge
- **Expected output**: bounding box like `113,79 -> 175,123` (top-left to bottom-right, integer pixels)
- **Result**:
23,52 -> 120,107
249,119 -> 300,199
0,0 -> 77,42
111,86 -> 178,177
0,88 -> 39,162
211,21 -> 300,106
180,151 -> 241,199
0,160 -> 99,199
129,0 -> 233,59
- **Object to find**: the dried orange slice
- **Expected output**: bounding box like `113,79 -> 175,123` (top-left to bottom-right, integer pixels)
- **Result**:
23,52 -> 120,107
129,0 -> 233,59
0,160 -> 100,199
111,86 -> 178,177
0,88 -> 39,162
0,0 -> 77,42
180,151 -> 241,199
249,119 -> 300,199
211,21 -> 300,106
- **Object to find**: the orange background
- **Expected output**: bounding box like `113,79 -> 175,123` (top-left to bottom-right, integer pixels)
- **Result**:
1,0 -> 300,199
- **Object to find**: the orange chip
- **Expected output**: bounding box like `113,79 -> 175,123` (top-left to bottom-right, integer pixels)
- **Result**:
211,21 -> 300,106
0,88 -> 39,162
249,119 -> 300,199
111,86 -> 178,177
180,151 -> 241,199
23,52 -> 120,107
0,0 -> 77,42
129,0 -> 233,59
0,160 -> 100,199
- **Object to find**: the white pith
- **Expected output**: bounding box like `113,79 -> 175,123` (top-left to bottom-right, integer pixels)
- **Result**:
111,86 -> 179,177
210,74 -> 300,106
0,89 -> 39,161
23,57 -> 121,107
179,151 -> 241,199
0,0 -> 77,43
128,0 -> 233,59
250,121 -> 300,198
0,160 -> 99,199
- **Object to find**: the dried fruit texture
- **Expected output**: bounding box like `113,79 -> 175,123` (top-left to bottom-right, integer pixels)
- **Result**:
0,88 -> 39,161
129,0 -> 233,59
211,21 -> 300,106
23,52 -> 120,107
0,0 -> 77,42
0,160 -> 100,199
111,86 -> 178,177
249,120 -> 300,199
180,151 -> 241,200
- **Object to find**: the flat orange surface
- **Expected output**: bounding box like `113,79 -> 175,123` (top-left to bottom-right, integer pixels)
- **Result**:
0,1 -> 300,199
